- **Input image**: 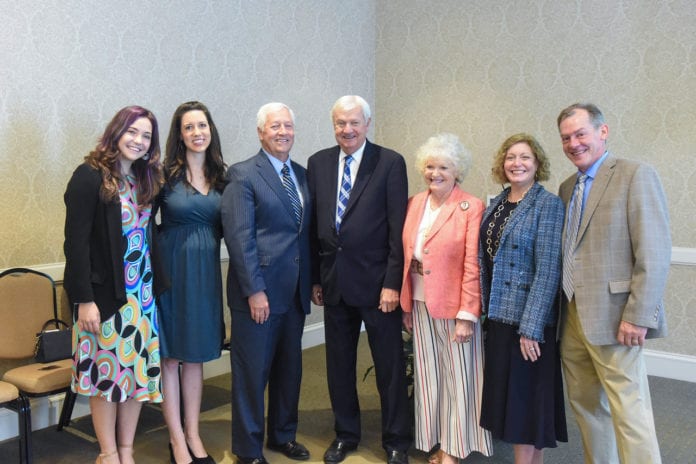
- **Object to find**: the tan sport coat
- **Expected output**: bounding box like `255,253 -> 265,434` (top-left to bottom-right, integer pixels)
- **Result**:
559,154 -> 671,345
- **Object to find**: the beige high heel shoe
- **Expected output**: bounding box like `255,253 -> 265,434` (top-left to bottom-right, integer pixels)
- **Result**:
96,450 -> 118,464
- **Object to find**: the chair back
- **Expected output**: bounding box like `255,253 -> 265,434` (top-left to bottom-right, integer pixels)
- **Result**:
0,268 -> 59,359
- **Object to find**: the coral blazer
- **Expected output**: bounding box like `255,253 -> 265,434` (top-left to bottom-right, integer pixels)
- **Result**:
400,185 -> 484,319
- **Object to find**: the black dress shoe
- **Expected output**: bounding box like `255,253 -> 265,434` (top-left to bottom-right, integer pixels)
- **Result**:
267,440 -> 310,460
169,443 -> 193,464
186,443 -> 215,464
235,457 -> 268,464
387,450 -> 409,464
323,439 -> 358,463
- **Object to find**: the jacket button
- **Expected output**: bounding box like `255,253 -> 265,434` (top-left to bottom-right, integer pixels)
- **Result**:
509,262 -> 515,267
294,257 -> 299,263
504,281 -> 510,286
337,247 -> 342,251
512,244 -> 518,249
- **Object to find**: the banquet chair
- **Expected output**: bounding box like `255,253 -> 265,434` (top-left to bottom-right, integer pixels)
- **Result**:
0,268 -> 73,463
0,380 -> 30,463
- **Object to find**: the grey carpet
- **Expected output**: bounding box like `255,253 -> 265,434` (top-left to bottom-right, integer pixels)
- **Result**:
1,335 -> 695,463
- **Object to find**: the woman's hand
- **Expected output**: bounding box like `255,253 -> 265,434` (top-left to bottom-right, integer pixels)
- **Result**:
453,319 -> 473,343
520,336 -> 540,362
77,302 -> 101,334
402,311 -> 413,333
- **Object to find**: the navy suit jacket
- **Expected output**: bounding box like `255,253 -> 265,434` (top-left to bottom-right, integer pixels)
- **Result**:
307,140 -> 408,307
222,150 -> 312,314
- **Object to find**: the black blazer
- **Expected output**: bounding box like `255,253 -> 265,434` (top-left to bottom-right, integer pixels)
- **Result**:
63,163 -> 168,321
307,140 -> 408,307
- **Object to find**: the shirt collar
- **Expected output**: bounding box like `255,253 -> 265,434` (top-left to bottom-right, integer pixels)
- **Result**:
263,149 -> 293,175
340,140 -> 367,164
581,150 -> 609,180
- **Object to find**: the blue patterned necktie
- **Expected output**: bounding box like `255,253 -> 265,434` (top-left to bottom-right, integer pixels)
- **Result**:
281,163 -> 302,225
562,174 -> 588,300
336,155 -> 353,232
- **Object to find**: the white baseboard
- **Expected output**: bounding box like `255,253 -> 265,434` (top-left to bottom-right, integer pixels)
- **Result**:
644,349 -> 696,383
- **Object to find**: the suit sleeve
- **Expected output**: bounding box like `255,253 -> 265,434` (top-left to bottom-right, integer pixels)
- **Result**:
221,165 -> 266,297
306,157 -> 321,286
63,164 -> 100,304
519,194 -> 564,341
383,154 -> 408,291
623,164 -> 671,327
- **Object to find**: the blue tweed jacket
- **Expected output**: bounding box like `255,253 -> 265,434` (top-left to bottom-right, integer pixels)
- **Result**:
479,183 -> 564,341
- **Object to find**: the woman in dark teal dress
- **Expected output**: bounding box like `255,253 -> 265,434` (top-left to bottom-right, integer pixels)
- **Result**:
158,101 -> 227,464
64,105 -> 166,464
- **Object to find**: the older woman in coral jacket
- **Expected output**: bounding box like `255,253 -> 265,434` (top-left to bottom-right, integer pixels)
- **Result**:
400,133 -> 492,464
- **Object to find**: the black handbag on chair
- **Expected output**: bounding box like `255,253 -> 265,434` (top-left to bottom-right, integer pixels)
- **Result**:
34,318 -> 72,363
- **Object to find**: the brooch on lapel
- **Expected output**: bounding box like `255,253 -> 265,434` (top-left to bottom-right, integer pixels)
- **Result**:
460,201 -> 469,211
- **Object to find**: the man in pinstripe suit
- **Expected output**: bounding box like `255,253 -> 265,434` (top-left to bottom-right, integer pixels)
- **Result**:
222,103 -> 312,464
557,103 -> 671,464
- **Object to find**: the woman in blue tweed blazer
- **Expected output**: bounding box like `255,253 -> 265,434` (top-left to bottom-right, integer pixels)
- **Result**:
479,133 -> 567,464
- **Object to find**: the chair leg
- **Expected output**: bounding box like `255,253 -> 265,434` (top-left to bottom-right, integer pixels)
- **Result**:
16,394 -> 32,464
56,389 -> 77,431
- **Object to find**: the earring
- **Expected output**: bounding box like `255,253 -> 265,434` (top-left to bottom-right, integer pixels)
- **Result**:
143,152 -> 150,160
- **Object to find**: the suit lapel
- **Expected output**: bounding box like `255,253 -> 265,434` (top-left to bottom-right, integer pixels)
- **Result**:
343,140 -> 377,217
577,155 -> 616,242
425,188 -> 461,241
255,151 -> 297,225
498,184 -> 540,244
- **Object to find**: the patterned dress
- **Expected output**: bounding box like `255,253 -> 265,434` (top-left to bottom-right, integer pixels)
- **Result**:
72,177 -> 162,403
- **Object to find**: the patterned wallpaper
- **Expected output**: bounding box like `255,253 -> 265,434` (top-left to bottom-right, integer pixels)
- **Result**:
374,0 -> 696,355
1,0 -> 694,354
0,0 -> 375,326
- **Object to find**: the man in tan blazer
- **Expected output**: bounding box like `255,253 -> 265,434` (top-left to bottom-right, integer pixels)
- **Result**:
557,103 -> 670,464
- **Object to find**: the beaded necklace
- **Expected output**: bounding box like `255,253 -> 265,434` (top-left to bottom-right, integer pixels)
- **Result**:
485,185 -> 532,259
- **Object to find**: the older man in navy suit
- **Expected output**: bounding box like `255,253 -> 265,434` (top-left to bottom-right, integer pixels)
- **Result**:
222,102 -> 312,464
308,95 -> 411,464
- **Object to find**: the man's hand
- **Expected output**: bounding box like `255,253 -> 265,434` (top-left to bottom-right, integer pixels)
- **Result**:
379,288 -> 399,313
248,291 -> 270,324
617,320 -> 648,347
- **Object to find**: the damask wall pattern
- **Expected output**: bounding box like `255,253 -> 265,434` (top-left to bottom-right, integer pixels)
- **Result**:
1,0 -> 694,356
374,0 -> 696,355
0,0 -> 375,268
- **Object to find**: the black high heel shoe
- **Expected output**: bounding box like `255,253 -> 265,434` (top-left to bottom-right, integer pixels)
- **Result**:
187,443 -> 215,464
169,443 -> 194,464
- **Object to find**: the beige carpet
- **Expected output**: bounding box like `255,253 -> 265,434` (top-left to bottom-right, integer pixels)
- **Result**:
2,333 -> 695,463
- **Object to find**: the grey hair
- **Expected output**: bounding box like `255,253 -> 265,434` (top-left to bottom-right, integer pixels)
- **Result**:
257,102 -> 295,130
330,95 -> 371,122
557,102 -> 605,130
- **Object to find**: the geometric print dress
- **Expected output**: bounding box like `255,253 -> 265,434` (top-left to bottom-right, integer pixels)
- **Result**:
72,176 -> 162,403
